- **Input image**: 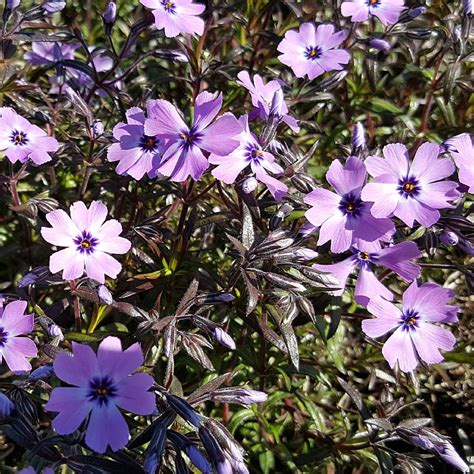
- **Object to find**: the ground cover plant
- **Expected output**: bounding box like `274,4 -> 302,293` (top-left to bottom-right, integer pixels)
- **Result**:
0,0 -> 472,472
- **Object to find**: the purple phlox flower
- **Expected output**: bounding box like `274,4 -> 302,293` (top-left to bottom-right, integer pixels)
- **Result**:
40,201 -> 131,284
144,91 -> 241,182
45,336 -> 156,453
25,41 -> 79,66
277,23 -> 350,80
445,133 -> 474,193
361,142 -> 460,228
341,0 -> 405,25
108,105 -> 166,180
304,156 -> 395,253
209,115 -> 288,201
362,281 -> 458,372
0,107 -> 60,165
19,468 -> 54,474
314,240 -> 421,306
0,301 -> 37,373
236,71 -> 299,132
140,0 -> 205,38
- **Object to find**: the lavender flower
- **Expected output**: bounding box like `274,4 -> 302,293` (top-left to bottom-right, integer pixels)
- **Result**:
0,301 -> 37,373
108,105 -> 165,180
144,91 -> 241,181
341,0 -> 405,25
40,201 -> 131,283
314,241 -> 421,306
277,23 -> 350,80
362,282 -> 458,372
209,115 -> 288,201
446,133 -> 473,193
236,71 -> 299,132
0,108 -> 60,165
45,336 -> 156,453
361,142 -> 460,228
140,0 -> 205,38
25,41 -> 79,66
304,156 -> 395,253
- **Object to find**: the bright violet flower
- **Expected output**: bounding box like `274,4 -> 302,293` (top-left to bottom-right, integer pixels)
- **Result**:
314,241 -> 421,306
0,301 -> 37,373
0,108 -> 60,165
341,0 -> 405,26
144,91 -> 241,182
361,143 -> 460,228
209,115 -> 288,201
45,336 -> 156,453
24,41 -> 79,66
362,281 -> 458,372
277,23 -> 350,80
236,71 -> 299,132
140,0 -> 205,38
108,105 -> 165,180
446,133 -> 474,193
40,201 -> 131,284
304,156 -> 395,253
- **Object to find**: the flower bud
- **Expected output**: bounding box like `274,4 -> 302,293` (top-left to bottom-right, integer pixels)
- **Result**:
41,1 -> 66,14
91,119 -> 104,138
211,388 -> 267,405
241,176 -> 258,194
166,394 -> 202,427
213,327 -> 236,350
439,231 -> 459,246
0,392 -> 14,417
368,38 -> 391,52
463,0 -> 473,15
103,1 -> 116,24
98,284 -> 113,305
298,223 -> 317,238
351,122 -> 366,154
6,0 -> 21,9
47,323 -> 64,341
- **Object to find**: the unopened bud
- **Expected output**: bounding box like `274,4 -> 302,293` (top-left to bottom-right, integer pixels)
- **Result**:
0,393 -> 14,417
98,284 -> 113,305
241,176 -> 258,194
91,119 -> 104,138
213,327 -> 236,350
463,0 -> 473,15
352,122 -> 366,153
6,0 -> 21,9
28,364 -> 54,381
439,231 -> 459,246
103,1 -> 116,24
47,323 -> 64,341
41,1 -> 65,13
368,38 -> 391,52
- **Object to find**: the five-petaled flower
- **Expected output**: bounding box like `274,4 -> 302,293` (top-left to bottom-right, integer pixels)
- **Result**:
0,108 -> 60,165
446,133 -> 474,193
41,201 -> 131,284
304,156 -> 395,253
209,115 -> 288,201
108,105 -> 165,180
362,281 -> 458,372
45,336 -> 156,453
144,91 -> 241,181
277,23 -> 350,80
236,71 -> 299,132
314,241 -> 421,306
0,301 -> 37,373
361,142 -> 460,228
140,0 -> 205,38
341,0 -> 405,25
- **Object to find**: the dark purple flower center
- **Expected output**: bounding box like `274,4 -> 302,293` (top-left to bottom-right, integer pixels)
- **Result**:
140,135 -> 158,152
339,193 -> 363,218
245,145 -> 264,164
162,0 -> 176,14
10,130 -> 29,146
0,328 -> 9,347
367,0 -> 380,6
398,177 -> 420,198
87,376 -> 117,406
305,46 -> 322,61
354,250 -> 379,269
180,128 -> 202,149
73,231 -> 98,254
401,309 -> 419,331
